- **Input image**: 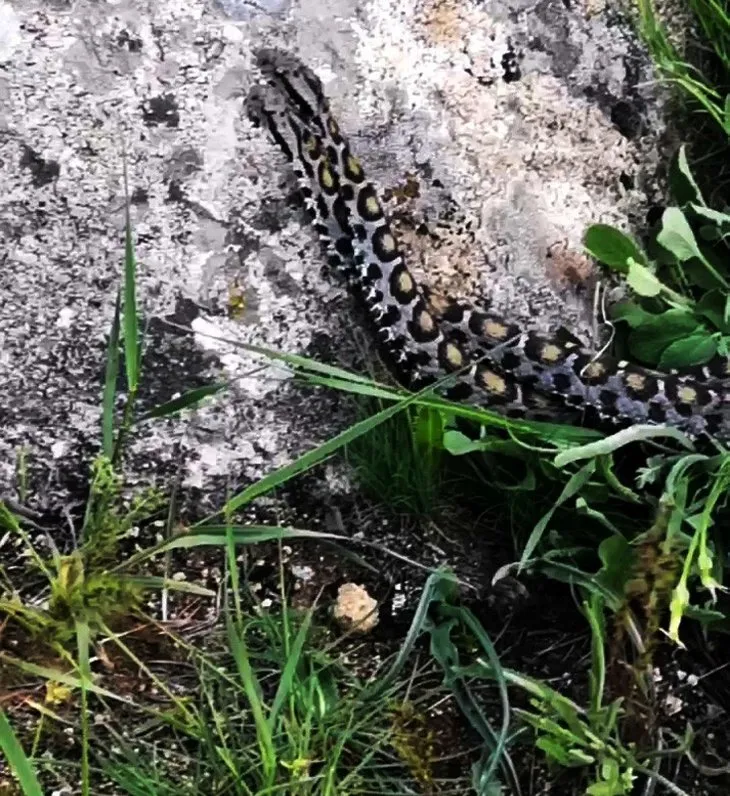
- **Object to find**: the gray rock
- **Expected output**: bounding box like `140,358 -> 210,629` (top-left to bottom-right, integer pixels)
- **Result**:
0,0 -> 668,514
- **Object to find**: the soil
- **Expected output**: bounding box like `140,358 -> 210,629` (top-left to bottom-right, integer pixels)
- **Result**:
2,433 -> 730,795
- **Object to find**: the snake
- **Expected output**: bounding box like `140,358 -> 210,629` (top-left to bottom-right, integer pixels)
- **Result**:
244,47 -> 730,441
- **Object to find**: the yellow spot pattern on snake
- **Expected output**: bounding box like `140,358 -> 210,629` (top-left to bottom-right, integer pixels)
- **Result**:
483,320 -> 508,340
583,361 -> 606,380
380,232 -> 397,254
417,310 -> 435,334
540,343 -> 563,364
397,269 -> 414,294
347,154 -> 363,178
320,164 -> 335,190
625,373 -> 647,392
365,195 -> 382,217
678,385 -> 697,404
479,369 -> 507,395
445,343 -> 463,369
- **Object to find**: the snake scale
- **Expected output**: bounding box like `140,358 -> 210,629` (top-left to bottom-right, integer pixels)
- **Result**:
245,48 -> 730,441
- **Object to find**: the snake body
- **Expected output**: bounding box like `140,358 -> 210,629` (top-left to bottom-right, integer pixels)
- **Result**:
245,48 -> 730,440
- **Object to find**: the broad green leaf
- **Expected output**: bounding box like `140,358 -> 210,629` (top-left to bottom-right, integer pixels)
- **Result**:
658,333 -> 717,368
595,535 -> 634,595
626,260 -> 662,297
583,224 -> 647,273
610,301 -> 658,328
668,144 -> 705,206
696,289 -> 730,332
443,429 -> 485,455
657,207 -> 704,262
724,93 -> 730,136
699,224 -> 721,242
690,203 -> 730,228
627,309 -> 702,364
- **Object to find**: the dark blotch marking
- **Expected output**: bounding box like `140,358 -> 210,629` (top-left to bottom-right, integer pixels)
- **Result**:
372,226 -> 399,263
335,237 -> 354,258
551,372 -> 573,393
316,194 -> 330,220
599,389 -> 618,411
623,370 -> 659,400
565,394 -> 584,407
380,305 -> 401,327
437,340 -> 463,373
367,262 -> 383,281
318,160 -> 340,195
356,184 -> 384,221
694,386 -> 715,407
389,262 -> 418,304
409,302 -> 440,343
342,147 -> 365,183
501,351 -> 523,371
332,196 -> 351,234
467,311 -> 489,337
445,382 -> 473,401
340,184 -> 355,202
524,334 -> 563,364
327,117 -> 343,144
648,402 -> 666,423
440,301 -> 464,323
353,224 -> 367,241
705,356 -> 730,379
276,74 -> 317,123
301,133 -> 322,162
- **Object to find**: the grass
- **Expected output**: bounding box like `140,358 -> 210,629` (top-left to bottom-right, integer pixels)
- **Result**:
6,19 -> 730,792
632,0 -> 730,198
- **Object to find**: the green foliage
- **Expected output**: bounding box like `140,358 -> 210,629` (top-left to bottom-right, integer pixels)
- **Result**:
421,571 -> 694,796
584,146 -> 730,369
635,0 -> 730,140
346,402 -> 448,516
99,598 -> 453,795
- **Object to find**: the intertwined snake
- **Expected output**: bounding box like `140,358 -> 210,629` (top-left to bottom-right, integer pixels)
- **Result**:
245,48 -> 730,441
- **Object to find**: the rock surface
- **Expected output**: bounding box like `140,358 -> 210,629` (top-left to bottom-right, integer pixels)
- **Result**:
0,0 -> 668,512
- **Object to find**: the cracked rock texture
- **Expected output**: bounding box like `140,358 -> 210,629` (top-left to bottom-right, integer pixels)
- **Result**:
0,0 -> 669,511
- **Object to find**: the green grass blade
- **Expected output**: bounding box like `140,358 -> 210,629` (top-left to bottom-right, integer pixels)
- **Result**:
76,619 -> 92,796
121,155 -> 139,394
519,460 -> 597,568
205,379 -> 443,521
102,290 -> 122,458
138,383 -> 228,421
267,606 -> 314,731
553,424 -> 694,467
226,617 -> 276,783
0,709 -> 44,796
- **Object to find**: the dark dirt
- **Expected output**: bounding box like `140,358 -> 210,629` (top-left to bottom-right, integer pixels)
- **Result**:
3,425 -> 730,795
